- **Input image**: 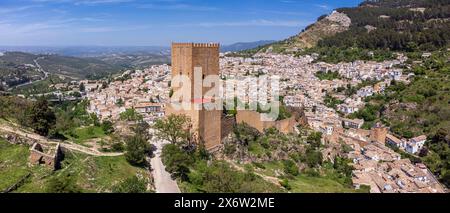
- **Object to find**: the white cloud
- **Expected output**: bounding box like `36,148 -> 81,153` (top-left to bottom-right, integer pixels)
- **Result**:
315,4 -> 330,10
137,3 -> 217,11
0,5 -> 41,14
174,19 -> 310,27
30,0 -> 134,5
79,25 -> 149,32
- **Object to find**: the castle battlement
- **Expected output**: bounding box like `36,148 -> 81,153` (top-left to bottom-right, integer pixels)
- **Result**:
170,42 -> 221,150
172,42 -> 220,48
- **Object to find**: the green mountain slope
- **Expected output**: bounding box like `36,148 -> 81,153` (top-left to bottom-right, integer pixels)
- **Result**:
240,0 -> 449,56
36,54 -> 123,79
0,52 -> 124,89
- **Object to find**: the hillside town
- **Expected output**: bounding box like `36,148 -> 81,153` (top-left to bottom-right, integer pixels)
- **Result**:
72,50 -> 445,193
85,65 -> 170,123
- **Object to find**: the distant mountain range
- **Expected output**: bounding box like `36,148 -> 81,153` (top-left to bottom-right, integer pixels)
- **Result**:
0,46 -> 169,58
0,52 -> 124,82
0,40 -> 278,58
220,40 -> 276,52
0,40 -> 275,86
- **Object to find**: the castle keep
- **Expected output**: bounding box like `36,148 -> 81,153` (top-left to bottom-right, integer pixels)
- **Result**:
168,43 -> 222,150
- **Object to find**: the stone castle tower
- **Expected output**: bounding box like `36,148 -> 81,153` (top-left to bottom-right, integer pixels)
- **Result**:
167,43 -> 222,150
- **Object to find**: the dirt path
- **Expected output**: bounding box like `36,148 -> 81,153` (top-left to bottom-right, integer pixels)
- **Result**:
225,158 -> 281,186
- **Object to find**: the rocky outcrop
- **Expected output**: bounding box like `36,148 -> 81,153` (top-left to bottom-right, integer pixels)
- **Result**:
263,11 -> 351,52
291,11 -> 351,49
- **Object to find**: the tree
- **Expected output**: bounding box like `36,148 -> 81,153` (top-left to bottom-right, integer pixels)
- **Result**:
120,108 -> 143,122
101,120 -> 115,134
307,132 -> 322,149
29,98 -> 56,136
112,176 -> 147,193
153,114 -> 192,145
161,144 -> 194,180
125,133 -> 151,166
133,121 -> 151,140
304,147 -> 323,168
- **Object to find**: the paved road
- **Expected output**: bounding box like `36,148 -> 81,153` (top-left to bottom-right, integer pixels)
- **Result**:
8,57 -> 49,91
150,139 -> 181,193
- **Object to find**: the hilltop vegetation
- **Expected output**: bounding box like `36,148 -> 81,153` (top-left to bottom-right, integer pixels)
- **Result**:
240,0 -> 449,60
35,54 -> 123,80
322,0 -> 450,51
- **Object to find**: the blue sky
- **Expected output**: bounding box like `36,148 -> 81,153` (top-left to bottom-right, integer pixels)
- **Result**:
0,0 -> 361,46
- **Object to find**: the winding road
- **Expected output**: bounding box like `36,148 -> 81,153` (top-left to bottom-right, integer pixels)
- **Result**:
150,138 -> 181,193
7,57 -> 49,91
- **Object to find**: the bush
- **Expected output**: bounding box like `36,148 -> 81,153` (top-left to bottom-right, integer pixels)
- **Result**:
304,147 -> 323,168
46,174 -> 82,193
283,160 -> 299,176
280,179 -> 292,190
111,142 -> 125,152
304,168 -> 320,177
112,176 -> 147,193
101,120 -> 115,134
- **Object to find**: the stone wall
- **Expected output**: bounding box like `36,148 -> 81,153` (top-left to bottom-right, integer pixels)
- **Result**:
29,143 -> 62,171
236,110 -> 297,134
221,115 -> 236,140
1,133 -> 37,146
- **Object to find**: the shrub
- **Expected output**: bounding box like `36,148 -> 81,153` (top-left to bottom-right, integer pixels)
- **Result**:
283,160 -> 299,176
112,176 -> 147,193
280,179 -> 292,190
46,174 -> 82,193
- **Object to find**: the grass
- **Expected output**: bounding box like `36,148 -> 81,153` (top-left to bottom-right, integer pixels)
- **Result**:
0,139 -> 147,193
288,175 -> 362,193
0,139 -> 31,191
65,126 -> 106,145
253,161 -> 284,177
20,152 -> 147,193
250,161 -> 367,193
248,142 -> 265,157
